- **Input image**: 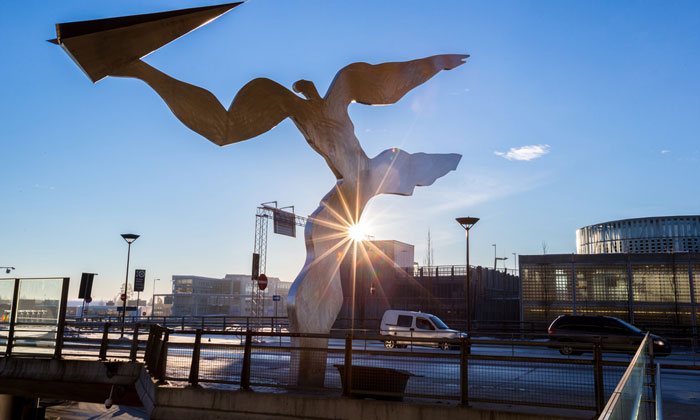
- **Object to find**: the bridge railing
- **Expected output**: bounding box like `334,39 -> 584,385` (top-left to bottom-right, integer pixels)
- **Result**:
59,321 -> 147,362
3,320 -> 679,416
67,315 -> 289,334
138,327 -> 644,414
598,332 -> 661,419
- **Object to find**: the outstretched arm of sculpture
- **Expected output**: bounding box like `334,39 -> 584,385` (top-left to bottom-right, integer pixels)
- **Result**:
325,54 -> 469,107
368,149 -> 462,197
110,60 -> 304,146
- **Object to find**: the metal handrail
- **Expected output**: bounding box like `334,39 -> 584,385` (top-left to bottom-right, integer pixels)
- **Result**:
598,332 -> 651,419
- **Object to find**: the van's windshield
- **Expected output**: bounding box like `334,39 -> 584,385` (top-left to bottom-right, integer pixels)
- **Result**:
430,316 -> 450,329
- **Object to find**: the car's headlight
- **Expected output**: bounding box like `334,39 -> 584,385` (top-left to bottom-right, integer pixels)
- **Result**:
653,340 -> 665,346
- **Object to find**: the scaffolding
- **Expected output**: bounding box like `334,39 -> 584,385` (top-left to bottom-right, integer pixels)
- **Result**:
251,202 -> 306,318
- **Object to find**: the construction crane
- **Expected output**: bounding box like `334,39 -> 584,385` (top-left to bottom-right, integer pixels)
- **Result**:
251,202 -> 307,318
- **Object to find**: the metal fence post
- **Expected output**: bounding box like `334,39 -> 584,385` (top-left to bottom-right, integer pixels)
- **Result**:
460,336 -> 469,405
129,323 -> 140,362
54,277 -> 70,359
189,329 -> 202,387
155,329 -> 169,381
145,325 -> 156,368
240,330 -> 252,390
4,279 -> 20,357
343,334 -> 353,397
148,326 -> 163,372
99,322 -> 111,361
593,341 -> 604,414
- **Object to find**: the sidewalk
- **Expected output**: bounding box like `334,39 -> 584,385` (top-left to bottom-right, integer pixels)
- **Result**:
44,401 -> 147,420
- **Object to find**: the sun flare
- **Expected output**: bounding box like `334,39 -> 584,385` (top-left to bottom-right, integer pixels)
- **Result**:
347,222 -> 370,242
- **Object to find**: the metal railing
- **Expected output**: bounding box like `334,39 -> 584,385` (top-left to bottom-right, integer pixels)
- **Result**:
4,320 -> 688,416
140,326 -> 639,413
598,332 -> 661,420
67,315 -> 288,333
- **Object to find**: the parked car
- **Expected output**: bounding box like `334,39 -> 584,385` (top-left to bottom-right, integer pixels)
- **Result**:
379,310 -> 465,350
547,315 -> 671,356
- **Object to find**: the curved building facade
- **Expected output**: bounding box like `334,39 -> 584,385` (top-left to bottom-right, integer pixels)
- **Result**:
576,216 -> 700,254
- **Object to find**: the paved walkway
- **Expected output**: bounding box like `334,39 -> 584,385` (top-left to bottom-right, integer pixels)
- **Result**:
44,401 -> 147,420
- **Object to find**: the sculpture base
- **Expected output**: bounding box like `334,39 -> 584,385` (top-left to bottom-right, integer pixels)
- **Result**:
289,336 -> 329,389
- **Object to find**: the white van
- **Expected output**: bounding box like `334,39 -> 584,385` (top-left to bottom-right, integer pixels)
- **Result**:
379,310 -> 465,350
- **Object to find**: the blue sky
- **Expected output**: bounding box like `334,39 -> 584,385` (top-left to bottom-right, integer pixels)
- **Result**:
2,1 -> 699,300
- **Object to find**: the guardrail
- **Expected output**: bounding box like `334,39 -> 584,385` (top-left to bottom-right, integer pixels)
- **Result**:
598,332 -> 661,420
140,326 -> 639,414
3,320 -> 688,416
67,315 -> 289,333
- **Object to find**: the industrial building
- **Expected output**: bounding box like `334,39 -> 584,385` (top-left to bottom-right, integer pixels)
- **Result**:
521,215 -> 700,333
165,274 -> 291,317
335,240 -> 520,331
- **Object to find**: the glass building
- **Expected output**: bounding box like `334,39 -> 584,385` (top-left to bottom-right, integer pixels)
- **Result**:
577,215 -> 700,254
520,253 -> 699,332
167,274 -> 291,317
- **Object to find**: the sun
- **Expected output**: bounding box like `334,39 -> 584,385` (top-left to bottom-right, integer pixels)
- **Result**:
347,221 -> 370,242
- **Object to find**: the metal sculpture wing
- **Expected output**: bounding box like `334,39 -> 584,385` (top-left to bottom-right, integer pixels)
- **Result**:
325,55 -> 468,106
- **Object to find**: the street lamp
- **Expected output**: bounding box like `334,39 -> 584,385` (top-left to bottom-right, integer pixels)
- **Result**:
152,278 -> 160,318
496,256 -> 508,272
492,244 -> 507,271
456,217 -> 479,337
120,233 -> 139,337
1,267 -> 15,274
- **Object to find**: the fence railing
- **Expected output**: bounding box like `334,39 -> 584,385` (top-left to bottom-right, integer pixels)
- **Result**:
139,326 -> 640,413
3,320 -> 686,416
598,332 -> 661,420
67,315 -> 289,333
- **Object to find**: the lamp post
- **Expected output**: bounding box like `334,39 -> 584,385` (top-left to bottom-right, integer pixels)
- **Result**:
456,217 -> 479,337
120,233 -> 139,337
492,244 -> 497,270
496,256 -> 508,272
152,278 -> 160,318
1,267 -> 15,274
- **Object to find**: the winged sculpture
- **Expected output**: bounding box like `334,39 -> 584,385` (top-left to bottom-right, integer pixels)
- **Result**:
52,2 -> 467,386
110,54 -> 466,330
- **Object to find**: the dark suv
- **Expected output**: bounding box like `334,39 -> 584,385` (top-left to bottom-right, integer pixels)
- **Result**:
547,315 -> 671,356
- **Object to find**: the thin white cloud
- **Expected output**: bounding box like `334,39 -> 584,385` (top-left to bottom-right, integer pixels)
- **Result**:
660,150 -> 670,154
494,144 -> 550,161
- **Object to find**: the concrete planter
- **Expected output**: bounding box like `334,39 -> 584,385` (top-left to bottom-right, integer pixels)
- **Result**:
335,364 -> 414,402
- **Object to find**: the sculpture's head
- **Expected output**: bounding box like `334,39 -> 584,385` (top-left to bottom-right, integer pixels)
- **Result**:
293,79 -> 321,100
